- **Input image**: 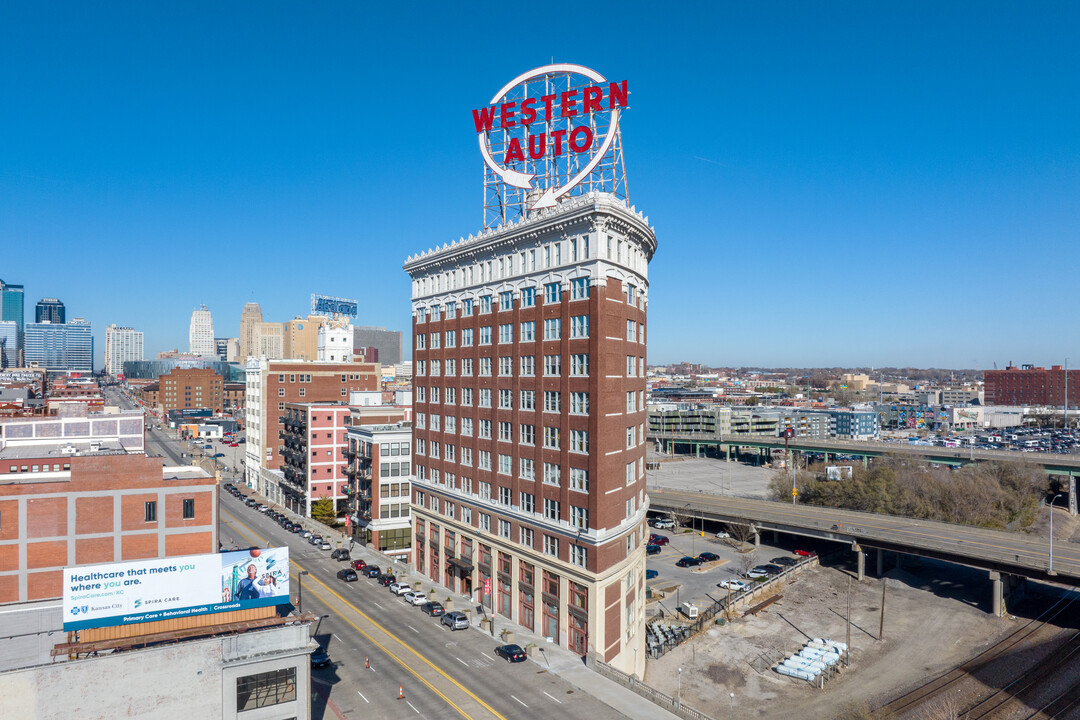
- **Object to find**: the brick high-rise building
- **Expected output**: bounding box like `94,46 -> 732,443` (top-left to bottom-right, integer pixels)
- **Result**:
158,367 -> 224,414
404,192 -> 656,674
985,364 -> 1079,407
243,360 -> 380,502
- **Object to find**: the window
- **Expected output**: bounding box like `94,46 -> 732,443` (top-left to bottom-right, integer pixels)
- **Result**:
416,335 -> 426,350
417,308 -> 427,324
571,545 -> 587,567
446,358 -> 456,376
544,318 -> 561,341
479,388 -> 492,407
544,535 -> 559,557
430,332 -> 440,349
570,392 -> 588,415
544,282 -> 561,304
626,284 -> 637,305
499,357 -> 513,376
520,424 -> 535,445
544,355 -> 561,376
478,451 -> 492,470
626,355 -> 635,376
499,324 -> 513,344
499,291 -> 514,311
461,388 -> 473,406
462,328 -> 474,346
461,359 -> 474,377
519,457 -> 535,480
182,498 -> 195,519
445,444 -> 456,461
416,360 -> 426,376
461,506 -> 472,524
416,387 -> 426,403
430,386 -> 440,403
544,391 -> 561,413
570,429 -> 589,454
544,462 -> 561,486
479,357 -> 492,376
499,486 -> 512,505
570,315 -> 589,338
480,326 -> 492,344
446,329 -> 457,347
479,419 -> 492,439
445,387 -> 456,405
236,668 -> 297,711
571,277 -> 589,300
570,354 -> 589,376
570,468 -> 588,492
498,421 -> 513,442
571,506 -> 588,530
520,390 -> 535,410
520,321 -> 535,342
544,498 -> 560,521
626,495 -> 637,519
520,355 -> 535,376
543,427 -> 561,449
626,425 -> 637,449
520,492 -> 535,513
431,305 -> 441,321
430,415 -> 440,432
430,360 -> 440,376
498,454 -> 512,474
479,513 -> 490,532
626,391 -> 636,413
498,389 -> 513,409
447,301 -> 457,317
460,418 -> 473,437
520,527 -> 534,547
144,501 -> 157,523
626,461 -> 635,485
521,287 -> 536,307
480,295 -> 492,314
463,298 -> 474,316
626,319 -> 636,342
499,519 -> 511,538
461,446 -> 473,464
479,481 -> 491,500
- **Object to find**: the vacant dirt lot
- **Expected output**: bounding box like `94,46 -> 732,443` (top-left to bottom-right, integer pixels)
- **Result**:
643,556 -> 1026,719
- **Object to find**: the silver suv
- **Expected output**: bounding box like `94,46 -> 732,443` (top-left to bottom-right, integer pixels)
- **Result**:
441,611 -> 469,630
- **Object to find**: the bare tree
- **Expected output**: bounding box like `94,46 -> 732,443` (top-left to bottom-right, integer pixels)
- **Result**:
729,519 -> 757,546
739,550 -> 759,576
914,693 -> 968,720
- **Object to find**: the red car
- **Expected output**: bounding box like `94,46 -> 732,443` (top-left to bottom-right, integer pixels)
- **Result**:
229,443 -> 239,447
793,549 -> 817,557
351,559 -> 368,571
649,535 -> 669,546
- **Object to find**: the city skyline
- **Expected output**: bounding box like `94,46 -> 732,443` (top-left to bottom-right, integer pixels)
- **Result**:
2,3 -> 1078,368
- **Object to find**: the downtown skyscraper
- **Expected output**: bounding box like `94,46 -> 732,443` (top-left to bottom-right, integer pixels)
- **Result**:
188,305 -> 215,357
104,324 -> 145,376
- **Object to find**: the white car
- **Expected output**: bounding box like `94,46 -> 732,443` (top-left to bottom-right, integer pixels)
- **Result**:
404,591 -> 428,606
319,541 -> 332,550
718,579 -> 748,591
299,530 -> 313,539
652,518 -> 675,529
389,582 -> 412,595
715,531 -> 731,539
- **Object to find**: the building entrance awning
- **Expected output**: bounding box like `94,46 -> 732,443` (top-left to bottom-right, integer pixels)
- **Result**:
447,557 -> 474,572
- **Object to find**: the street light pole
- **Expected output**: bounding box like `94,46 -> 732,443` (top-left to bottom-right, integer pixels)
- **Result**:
1049,493 -> 1062,575
298,570 -> 309,613
729,692 -> 734,720
677,667 -> 682,708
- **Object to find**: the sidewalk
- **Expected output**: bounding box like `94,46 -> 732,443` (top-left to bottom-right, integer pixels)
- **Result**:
233,486 -> 679,720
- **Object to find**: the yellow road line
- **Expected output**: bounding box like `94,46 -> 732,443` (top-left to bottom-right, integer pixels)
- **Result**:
221,506 -> 506,720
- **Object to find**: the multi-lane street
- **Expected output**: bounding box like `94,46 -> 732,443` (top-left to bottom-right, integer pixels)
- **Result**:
219,490 -> 629,720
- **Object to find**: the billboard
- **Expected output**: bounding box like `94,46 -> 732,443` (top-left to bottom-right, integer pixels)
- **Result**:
63,548 -> 290,631
310,293 -> 358,317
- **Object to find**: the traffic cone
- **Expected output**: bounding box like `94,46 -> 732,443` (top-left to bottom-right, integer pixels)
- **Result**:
398,685 -> 404,700
365,656 -> 370,669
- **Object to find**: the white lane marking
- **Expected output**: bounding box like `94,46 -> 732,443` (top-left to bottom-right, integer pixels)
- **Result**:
481,652 -> 496,662
332,634 -> 342,643
408,624 -> 420,634
406,700 -> 420,714
544,691 -> 562,704
511,695 -> 528,707
372,601 -> 384,609
456,657 -> 469,667
357,691 -> 369,703
369,666 -> 378,674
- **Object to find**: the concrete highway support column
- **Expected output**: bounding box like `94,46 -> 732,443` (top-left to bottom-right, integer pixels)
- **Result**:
990,571 -> 1003,617
853,544 -> 865,582
1070,475 -> 1078,517
726,445 -> 731,462
877,548 -> 884,577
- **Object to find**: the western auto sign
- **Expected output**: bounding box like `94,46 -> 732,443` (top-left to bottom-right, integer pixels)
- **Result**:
473,64 -> 628,210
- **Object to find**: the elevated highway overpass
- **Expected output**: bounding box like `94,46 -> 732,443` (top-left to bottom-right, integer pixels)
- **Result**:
649,488 -> 1080,616
649,431 -> 1080,515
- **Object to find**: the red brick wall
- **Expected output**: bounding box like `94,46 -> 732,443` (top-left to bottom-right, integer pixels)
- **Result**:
76,496 -> 114,534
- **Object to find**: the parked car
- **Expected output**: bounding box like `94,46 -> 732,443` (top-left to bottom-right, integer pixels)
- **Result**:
288,524 -> 301,533
697,552 -> 720,562
645,569 -> 659,580
646,544 -> 662,556
362,565 -> 382,578
319,541 -> 332,551
421,602 -> 445,617
651,518 -> 675,529
494,644 -> 527,663
718,579 -> 749,591
771,557 -> 797,567
745,567 -> 770,579
715,531 -> 731,539
308,535 -> 323,545
351,559 -> 368,571
793,549 -> 817,557
676,556 -> 703,568
299,530 -> 313,539
229,443 -> 240,447
441,611 -> 469,630
762,564 -> 784,575
378,573 -> 396,586
388,582 -> 410,595
310,648 -> 331,668
649,535 -> 669,546
404,591 -> 428,606
336,568 -> 358,582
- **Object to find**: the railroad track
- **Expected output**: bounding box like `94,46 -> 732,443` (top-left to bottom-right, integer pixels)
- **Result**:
875,593 -> 1077,718
1022,673 -> 1080,719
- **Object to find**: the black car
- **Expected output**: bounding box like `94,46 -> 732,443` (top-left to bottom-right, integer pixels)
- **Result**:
697,552 -> 720,562
336,568 -> 358,582
288,524 -> 302,533
771,557 -> 797,567
646,544 -> 662,556
762,564 -> 784,575
494,644 -> 528,663
378,573 -> 396,586
676,556 -> 703,568
331,548 -> 351,561
311,648 -> 331,668
363,565 -> 381,578
421,601 -> 445,617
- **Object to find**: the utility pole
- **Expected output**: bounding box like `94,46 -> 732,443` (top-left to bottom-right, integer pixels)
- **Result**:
879,577 -> 886,640
845,576 -> 852,667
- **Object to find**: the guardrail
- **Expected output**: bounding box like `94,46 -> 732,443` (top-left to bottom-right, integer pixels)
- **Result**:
589,657 -> 715,720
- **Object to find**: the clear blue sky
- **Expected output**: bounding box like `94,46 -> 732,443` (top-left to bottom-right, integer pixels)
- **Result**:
2,2 -> 1077,369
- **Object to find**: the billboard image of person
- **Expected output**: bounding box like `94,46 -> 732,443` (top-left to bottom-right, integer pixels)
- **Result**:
223,547 -> 289,605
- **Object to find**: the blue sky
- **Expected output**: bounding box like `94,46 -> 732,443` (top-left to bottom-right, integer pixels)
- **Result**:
1,2 -> 1077,369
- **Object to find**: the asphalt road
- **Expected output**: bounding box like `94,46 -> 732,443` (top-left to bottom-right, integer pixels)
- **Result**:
650,488 -> 1080,583
219,492 -> 627,720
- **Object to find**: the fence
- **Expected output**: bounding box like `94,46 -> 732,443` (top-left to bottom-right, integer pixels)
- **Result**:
590,656 -> 716,720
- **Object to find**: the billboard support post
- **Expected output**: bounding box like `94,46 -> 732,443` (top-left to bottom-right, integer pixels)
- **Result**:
298,570 -> 309,614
